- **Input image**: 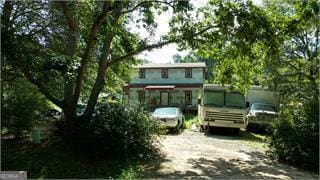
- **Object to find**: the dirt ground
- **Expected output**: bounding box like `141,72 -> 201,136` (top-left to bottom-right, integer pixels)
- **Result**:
144,130 -> 319,179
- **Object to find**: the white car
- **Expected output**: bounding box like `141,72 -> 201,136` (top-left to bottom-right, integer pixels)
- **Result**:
152,107 -> 184,129
246,103 -> 278,125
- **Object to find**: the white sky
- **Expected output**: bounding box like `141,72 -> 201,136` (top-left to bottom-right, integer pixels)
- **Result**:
134,9 -> 189,64
134,0 -> 263,64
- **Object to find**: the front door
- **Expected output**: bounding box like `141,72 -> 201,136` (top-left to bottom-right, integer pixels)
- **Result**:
160,92 -> 169,106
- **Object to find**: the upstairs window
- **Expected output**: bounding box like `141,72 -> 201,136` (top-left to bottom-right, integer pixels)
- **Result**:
139,68 -> 145,79
161,69 -> 168,78
185,68 -> 192,78
185,91 -> 192,105
138,90 -> 145,103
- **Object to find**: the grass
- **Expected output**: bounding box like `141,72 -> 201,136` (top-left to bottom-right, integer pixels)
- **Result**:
2,139 -> 146,179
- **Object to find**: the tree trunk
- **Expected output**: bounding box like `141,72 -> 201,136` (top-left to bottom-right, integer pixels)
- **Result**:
80,65 -> 108,121
1,1 -> 14,110
63,104 -> 76,131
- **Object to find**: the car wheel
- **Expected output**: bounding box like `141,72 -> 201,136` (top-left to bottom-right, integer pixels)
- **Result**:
181,118 -> 185,129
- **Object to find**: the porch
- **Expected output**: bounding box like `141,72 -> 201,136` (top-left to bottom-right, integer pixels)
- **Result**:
126,85 -> 200,113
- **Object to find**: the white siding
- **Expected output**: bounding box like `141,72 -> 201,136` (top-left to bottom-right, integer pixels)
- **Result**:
131,68 -> 204,84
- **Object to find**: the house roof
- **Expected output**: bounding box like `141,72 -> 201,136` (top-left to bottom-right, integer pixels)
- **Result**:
134,62 -> 206,68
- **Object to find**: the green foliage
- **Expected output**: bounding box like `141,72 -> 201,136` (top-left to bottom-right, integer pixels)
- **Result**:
184,114 -> 200,130
169,0 -> 274,91
67,103 -> 163,157
3,140 -> 144,179
2,77 -> 49,138
118,166 -> 140,179
1,1 -> 192,124
264,0 -> 319,172
267,102 -> 319,172
172,51 -> 216,82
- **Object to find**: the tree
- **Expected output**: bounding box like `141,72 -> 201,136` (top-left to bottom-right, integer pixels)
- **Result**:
172,51 -> 198,63
1,1 -> 195,130
262,0 -> 319,170
172,51 -> 216,82
168,0 -> 319,169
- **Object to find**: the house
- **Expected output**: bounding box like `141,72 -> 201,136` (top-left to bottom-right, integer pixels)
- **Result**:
123,62 -> 206,112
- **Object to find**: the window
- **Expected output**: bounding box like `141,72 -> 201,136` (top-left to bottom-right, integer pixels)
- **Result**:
139,68 -> 145,78
185,91 -> 192,105
138,90 -> 145,103
161,69 -> 168,78
185,68 -> 192,78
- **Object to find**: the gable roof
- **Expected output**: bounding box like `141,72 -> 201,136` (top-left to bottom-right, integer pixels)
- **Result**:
134,62 -> 206,68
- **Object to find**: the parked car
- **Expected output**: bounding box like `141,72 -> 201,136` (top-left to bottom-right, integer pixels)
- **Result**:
246,103 -> 278,125
43,109 -> 62,120
152,107 -> 184,130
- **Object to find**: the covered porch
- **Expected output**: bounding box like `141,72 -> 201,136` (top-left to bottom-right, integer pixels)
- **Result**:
144,85 -> 198,113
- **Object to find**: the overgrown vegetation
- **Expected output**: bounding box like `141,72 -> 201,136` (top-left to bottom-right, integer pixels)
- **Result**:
2,77 -> 49,139
183,114 -> 200,130
2,139 -> 145,179
60,103 -> 164,157
268,102 -> 319,172
3,103 -> 163,178
1,0 -> 319,177
263,1 -> 319,172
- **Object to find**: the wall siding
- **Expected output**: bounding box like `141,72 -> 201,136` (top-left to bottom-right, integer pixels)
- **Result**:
131,68 -> 204,84
128,88 -> 200,107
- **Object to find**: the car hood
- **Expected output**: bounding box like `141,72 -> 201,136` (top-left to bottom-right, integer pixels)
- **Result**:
152,115 -> 177,119
250,110 -> 277,116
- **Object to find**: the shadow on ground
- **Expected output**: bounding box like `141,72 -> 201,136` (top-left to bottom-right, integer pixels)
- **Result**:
143,130 -> 319,179
2,139 -> 165,179
203,127 -> 265,143
145,150 -> 318,179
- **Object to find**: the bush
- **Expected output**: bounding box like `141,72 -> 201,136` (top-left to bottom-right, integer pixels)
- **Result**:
69,103 -> 163,157
184,114 -> 200,130
267,102 -> 319,172
2,78 -> 49,138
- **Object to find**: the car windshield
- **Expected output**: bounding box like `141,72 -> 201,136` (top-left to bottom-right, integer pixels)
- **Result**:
153,108 -> 178,116
203,91 -> 224,106
252,104 -> 276,112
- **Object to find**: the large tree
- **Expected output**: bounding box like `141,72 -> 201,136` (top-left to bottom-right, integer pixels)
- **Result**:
1,1 -> 193,129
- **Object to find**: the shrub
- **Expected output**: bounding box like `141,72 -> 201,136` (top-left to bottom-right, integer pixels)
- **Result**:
267,102 -> 319,172
2,78 -> 49,138
70,103 -> 163,157
184,114 -> 200,130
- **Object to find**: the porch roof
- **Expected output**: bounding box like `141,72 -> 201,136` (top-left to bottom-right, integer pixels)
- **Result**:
144,85 -> 175,90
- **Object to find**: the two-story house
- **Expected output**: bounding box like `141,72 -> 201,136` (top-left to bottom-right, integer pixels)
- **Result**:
123,63 -> 206,111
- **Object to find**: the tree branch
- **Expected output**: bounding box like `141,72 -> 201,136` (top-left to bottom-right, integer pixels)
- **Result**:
109,25 -> 217,66
23,71 -> 64,108
120,0 -> 177,15
109,39 -> 176,66
80,2 -> 123,120
71,1 -> 112,108
59,1 -> 77,34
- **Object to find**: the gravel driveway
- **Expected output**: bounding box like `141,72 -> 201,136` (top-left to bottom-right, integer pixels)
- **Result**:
144,130 -> 318,179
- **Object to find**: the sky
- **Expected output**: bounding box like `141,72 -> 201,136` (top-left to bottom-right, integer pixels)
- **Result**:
134,0 -> 206,64
134,0 -> 263,64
